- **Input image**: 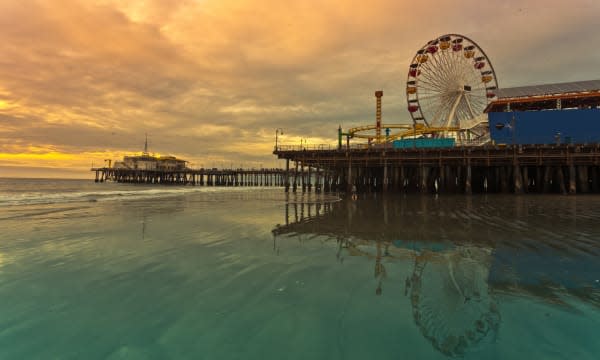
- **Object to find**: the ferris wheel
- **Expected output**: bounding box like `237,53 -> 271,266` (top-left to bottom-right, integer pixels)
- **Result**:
406,34 -> 498,129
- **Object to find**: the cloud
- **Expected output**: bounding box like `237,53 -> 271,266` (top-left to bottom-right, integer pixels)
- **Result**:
0,0 -> 599,177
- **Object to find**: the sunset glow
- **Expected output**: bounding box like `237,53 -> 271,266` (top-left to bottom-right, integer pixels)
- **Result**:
1,0 -> 599,178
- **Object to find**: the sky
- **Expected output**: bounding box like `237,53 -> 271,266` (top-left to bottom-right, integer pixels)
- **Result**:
1,0 -> 599,178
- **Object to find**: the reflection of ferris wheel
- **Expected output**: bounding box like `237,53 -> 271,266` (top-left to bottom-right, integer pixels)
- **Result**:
406,34 -> 498,129
409,247 -> 501,357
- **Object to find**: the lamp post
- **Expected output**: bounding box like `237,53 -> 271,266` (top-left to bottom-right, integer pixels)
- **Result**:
275,128 -> 284,151
511,114 -> 516,147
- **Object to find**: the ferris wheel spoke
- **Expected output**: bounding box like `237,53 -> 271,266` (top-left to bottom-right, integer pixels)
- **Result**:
438,51 -> 461,81
419,92 -> 444,103
425,104 -> 444,126
423,54 -> 452,87
417,76 -> 447,93
430,88 -> 456,108
416,78 -> 444,92
467,93 -> 488,108
456,103 -> 470,123
434,58 -> 457,92
419,93 -> 443,103
439,48 -> 455,75
430,91 -> 458,126
425,51 -> 458,88
444,52 -> 464,80
418,63 -> 449,87
433,96 -> 458,127
466,71 -> 482,91
463,94 -> 477,119
469,95 -> 487,108
463,103 -> 476,122
447,92 -> 466,127
458,94 -> 475,126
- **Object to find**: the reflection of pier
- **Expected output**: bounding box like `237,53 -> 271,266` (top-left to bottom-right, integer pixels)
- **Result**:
272,195 -> 599,356
92,167 -> 289,186
274,196 -> 501,356
279,198 -> 334,226
273,195 -> 600,307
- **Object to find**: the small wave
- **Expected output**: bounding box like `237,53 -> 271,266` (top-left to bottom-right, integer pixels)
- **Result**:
0,186 -> 254,207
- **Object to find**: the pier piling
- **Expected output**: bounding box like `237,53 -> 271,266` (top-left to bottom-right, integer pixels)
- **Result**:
274,144 -> 600,195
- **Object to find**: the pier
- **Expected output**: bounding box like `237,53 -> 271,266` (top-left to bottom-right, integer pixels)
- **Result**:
91,167 -> 288,187
274,144 -> 600,194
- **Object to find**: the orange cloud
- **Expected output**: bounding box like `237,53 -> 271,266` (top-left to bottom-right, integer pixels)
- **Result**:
1,0 -> 599,177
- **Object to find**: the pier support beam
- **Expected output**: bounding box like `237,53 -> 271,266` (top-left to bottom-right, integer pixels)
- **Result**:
284,159 -> 290,192
569,164 -> 576,195
347,161 -> 353,192
399,166 -> 405,193
383,160 -> 389,192
522,166 -> 529,193
557,167 -> 567,194
301,164 -> 306,192
578,166 -> 590,193
420,166 -> 429,193
465,164 -> 472,195
513,164 -> 523,194
543,166 -> 552,193
293,162 -> 298,192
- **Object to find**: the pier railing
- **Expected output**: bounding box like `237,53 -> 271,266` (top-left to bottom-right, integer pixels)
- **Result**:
276,144 -> 338,151
275,141 -> 493,152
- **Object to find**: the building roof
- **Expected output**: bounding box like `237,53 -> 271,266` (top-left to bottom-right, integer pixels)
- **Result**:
496,79 -> 600,99
123,154 -> 157,160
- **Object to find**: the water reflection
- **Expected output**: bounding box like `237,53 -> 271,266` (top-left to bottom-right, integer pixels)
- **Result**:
407,247 -> 500,356
272,194 -> 600,356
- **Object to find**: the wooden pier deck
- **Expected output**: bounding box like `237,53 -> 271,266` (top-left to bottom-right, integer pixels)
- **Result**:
274,144 -> 600,194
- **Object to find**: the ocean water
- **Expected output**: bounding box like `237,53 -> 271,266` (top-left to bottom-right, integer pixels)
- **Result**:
0,178 -> 598,359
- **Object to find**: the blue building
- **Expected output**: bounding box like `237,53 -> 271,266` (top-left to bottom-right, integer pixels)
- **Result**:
485,80 -> 600,145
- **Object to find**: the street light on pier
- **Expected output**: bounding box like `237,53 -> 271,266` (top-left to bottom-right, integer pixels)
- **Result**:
275,128 -> 284,151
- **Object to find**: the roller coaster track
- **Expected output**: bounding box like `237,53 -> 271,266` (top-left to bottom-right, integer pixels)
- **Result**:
346,113 -> 491,145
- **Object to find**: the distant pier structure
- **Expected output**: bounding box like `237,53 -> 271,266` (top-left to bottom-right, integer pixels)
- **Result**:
92,167 -> 288,187
92,136 -> 287,187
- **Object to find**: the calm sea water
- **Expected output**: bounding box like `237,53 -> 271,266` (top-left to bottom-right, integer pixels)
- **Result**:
0,178 -> 598,359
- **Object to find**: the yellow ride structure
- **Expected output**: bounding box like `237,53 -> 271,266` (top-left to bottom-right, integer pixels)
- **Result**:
338,91 -> 480,147
346,123 -> 462,143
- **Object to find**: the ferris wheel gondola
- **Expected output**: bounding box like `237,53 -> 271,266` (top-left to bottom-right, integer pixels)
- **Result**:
406,34 -> 498,130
